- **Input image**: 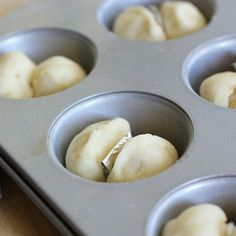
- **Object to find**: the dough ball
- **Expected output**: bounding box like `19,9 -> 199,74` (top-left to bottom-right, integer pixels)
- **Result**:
199,72 -> 236,108
113,6 -> 166,42
32,56 -> 86,97
107,134 -> 178,183
0,51 -> 36,99
160,1 -> 206,39
65,118 -> 131,182
228,223 -> 236,236
162,204 -> 228,236
233,226 -> 236,236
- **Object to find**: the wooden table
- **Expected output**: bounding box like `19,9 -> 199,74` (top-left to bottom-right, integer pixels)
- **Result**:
0,173 -> 61,236
0,1 -> 62,235
0,0 -> 28,16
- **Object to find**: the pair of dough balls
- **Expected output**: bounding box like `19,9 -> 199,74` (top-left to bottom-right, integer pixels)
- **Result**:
113,1 -> 207,42
162,204 -> 236,236
200,72 -> 236,109
65,118 -> 178,182
0,51 -> 86,99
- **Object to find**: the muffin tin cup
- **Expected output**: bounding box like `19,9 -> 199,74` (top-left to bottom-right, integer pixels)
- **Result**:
0,27 -> 97,75
98,0 -> 216,33
0,0 -> 236,236
48,91 -> 193,175
183,34 -> 236,99
147,175 -> 236,236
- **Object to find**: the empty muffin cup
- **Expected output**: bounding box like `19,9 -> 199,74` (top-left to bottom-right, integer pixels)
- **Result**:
0,27 -> 97,99
48,91 -> 193,182
146,175 -> 236,236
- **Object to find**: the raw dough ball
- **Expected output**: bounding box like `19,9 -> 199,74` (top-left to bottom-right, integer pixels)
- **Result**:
0,51 -> 36,99
32,56 -> 86,97
65,118 -> 131,182
232,226 -> 236,236
107,134 -> 178,182
160,1 -> 206,39
200,72 -> 236,108
162,204 -> 228,236
113,6 -> 166,42
228,223 -> 236,236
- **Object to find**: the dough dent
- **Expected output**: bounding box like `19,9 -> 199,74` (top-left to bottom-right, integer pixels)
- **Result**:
113,6 -> 166,42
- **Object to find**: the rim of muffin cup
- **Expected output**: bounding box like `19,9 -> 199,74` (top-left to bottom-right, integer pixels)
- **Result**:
183,34 -> 236,109
48,91 -> 194,184
97,0 -> 216,41
0,27 -> 97,100
146,174 -> 236,236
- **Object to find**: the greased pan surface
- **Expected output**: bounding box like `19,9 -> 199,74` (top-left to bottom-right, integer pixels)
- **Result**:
0,0 -> 236,235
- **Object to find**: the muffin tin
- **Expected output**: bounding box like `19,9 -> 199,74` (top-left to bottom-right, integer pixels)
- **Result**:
0,0 -> 236,235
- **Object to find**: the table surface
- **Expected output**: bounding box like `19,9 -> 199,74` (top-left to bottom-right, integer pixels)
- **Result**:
0,173 -> 62,236
0,1 -> 62,235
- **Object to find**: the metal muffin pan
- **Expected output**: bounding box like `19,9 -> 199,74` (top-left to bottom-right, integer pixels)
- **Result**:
0,0 -> 236,235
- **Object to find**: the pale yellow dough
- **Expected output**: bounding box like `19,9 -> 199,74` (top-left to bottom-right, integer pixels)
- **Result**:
160,1 -> 206,39
113,6 -> 166,42
162,204 -> 235,236
65,118 -> 131,182
107,134 -> 178,183
228,223 -> 236,236
162,204 -> 227,236
0,51 -> 36,99
113,1 -> 206,41
32,56 -> 86,97
200,72 -> 236,108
